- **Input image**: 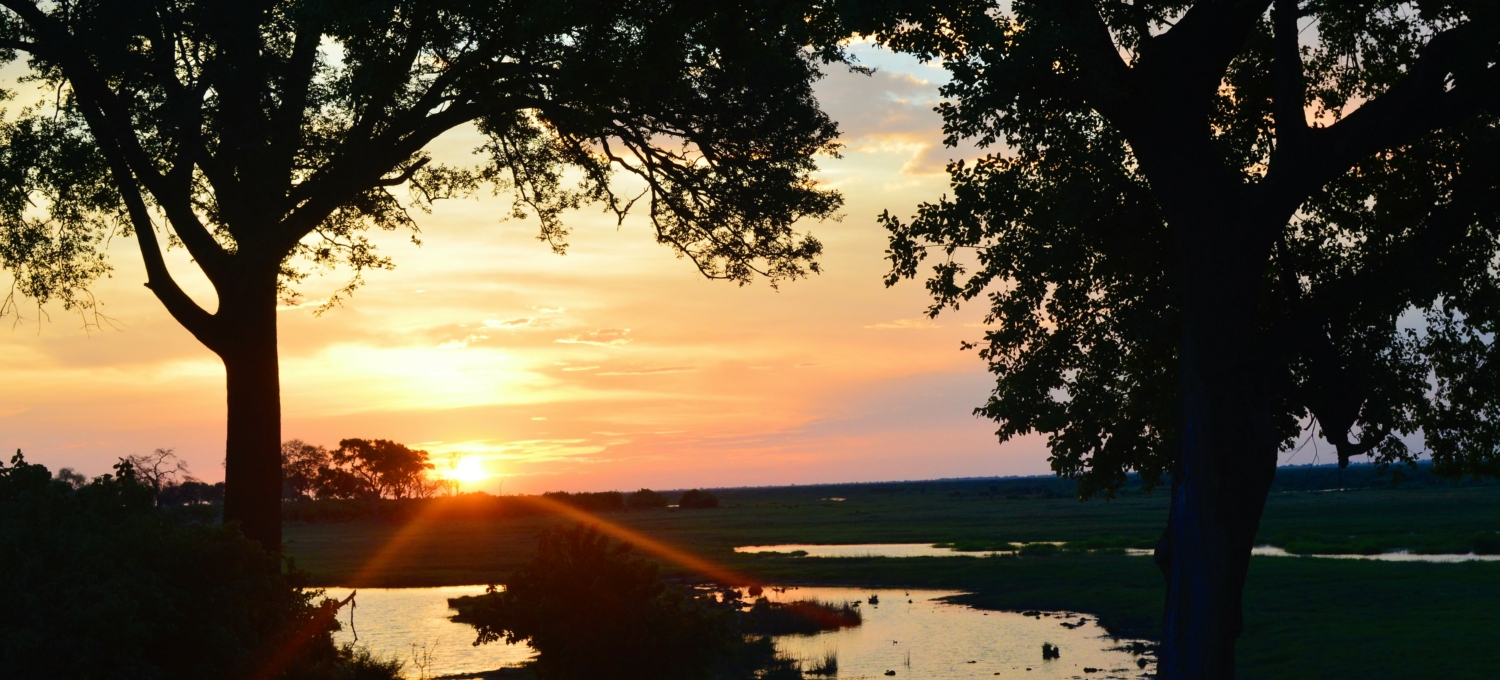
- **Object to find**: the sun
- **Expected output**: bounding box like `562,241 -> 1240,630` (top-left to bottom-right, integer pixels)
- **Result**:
446,456 -> 492,484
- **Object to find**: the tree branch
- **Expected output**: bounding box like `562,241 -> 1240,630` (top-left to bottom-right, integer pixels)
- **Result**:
1269,0 -> 1307,159
374,157 -> 430,186
75,102 -> 220,348
1054,0 -> 1137,124
1137,0 -> 1273,106
268,10 -> 324,191
1287,22 -> 1500,197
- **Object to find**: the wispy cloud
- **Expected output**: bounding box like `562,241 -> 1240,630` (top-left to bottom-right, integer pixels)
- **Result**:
555,328 -> 632,346
864,318 -> 942,330
596,366 -> 696,376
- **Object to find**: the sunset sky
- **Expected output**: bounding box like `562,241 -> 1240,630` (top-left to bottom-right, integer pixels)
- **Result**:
1,43 -> 1061,494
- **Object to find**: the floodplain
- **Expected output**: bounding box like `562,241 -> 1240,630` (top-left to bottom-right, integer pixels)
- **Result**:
285,464 -> 1500,679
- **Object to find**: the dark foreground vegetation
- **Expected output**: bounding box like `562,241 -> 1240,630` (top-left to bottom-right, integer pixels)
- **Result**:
448,525 -> 857,680
0,452 -> 400,679
284,465 -> 1500,679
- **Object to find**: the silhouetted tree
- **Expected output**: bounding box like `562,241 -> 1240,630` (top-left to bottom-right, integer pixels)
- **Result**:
52,467 -> 87,489
626,488 -> 670,510
123,448 -> 190,506
0,0 -> 849,550
332,438 -> 435,501
857,1 -> 1500,676
678,489 -> 718,509
282,440 -> 331,501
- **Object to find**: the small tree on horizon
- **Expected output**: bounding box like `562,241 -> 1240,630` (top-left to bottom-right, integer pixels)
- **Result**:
0,0 -> 849,551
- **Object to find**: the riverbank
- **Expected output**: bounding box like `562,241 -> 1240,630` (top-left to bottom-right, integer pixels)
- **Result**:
284,474 -> 1500,679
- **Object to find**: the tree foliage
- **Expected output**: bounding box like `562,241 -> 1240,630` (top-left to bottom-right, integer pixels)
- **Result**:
865,0 -> 1500,497
281,438 -> 436,501
0,0 -> 847,328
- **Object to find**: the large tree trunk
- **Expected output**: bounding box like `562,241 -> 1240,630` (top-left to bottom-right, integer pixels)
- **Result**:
217,275 -> 283,553
1155,199 -> 1282,679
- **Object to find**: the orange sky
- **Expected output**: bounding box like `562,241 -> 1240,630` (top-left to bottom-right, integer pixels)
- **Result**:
0,44 -> 1053,493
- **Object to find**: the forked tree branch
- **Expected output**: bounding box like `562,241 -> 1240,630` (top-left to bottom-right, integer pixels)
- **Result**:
1288,21 -> 1500,198
1135,0 -> 1273,110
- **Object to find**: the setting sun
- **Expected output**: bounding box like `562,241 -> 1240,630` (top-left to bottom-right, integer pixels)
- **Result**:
445,456 -> 492,484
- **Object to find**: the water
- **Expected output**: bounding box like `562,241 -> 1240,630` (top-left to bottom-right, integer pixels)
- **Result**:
324,586 -> 533,677
735,543 -> 1012,558
1246,546 -> 1500,562
321,585 -> 1151,679
739,543 -> 1499,563
764,587 -> 1150,679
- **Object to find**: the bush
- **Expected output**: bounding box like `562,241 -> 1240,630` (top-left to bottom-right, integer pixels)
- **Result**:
450,525 -> 814,680
678,489 -> 719,509
627,488 -> 670,510
742,598 -> 862,635
0,451 -> 398,680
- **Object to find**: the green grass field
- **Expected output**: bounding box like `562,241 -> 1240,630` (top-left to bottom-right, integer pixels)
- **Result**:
284,468 -> 1500,679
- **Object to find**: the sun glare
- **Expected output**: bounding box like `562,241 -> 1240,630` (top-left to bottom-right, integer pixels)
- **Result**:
447,456 -> 491,484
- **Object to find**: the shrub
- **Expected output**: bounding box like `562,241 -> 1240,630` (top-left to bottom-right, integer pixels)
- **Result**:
678,489 -> 719,509
0,451 -> 397,680
450,525 -> 815,680
742,598 -> 862,635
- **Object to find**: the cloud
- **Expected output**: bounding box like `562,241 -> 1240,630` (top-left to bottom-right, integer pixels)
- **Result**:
555,328 -> 632,346
596,366 -> 696,376
813,52 -> 991,176
864,318 -> 943,330
482,317 -> 539,329
561,365 -> 601,372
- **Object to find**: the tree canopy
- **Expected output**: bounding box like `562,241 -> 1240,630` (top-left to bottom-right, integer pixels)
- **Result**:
869,0 -> 1500,497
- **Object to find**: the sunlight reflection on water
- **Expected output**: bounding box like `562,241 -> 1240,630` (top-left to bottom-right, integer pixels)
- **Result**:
324,586 -> 533,678
764,587 -> 1151,680
321,585 -> 1152,679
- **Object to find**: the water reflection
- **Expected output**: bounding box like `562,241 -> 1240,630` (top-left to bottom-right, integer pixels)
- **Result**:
765,587 -> 1151,679
321,585 -> 1151,679
738,543 -> 1500,563
324,586 -> 533,677
735,544 -> 1011,558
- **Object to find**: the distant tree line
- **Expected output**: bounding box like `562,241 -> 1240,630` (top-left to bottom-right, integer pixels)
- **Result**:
542,488 -> 719,513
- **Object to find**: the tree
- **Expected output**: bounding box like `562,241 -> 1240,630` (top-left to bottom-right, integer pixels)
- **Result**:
856,1 -> 1500,677
626,488 -> 669,510
281,440 -> 330,501
677,488 -> 718,509
123,448 -> 190,506
0,0 -> 848,551
331,437 -> 434,501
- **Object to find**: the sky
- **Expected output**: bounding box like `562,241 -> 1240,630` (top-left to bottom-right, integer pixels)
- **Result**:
0,43 -> 1061,494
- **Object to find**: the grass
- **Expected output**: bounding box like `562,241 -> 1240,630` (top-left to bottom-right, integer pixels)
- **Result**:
283,467 -> 1500,679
